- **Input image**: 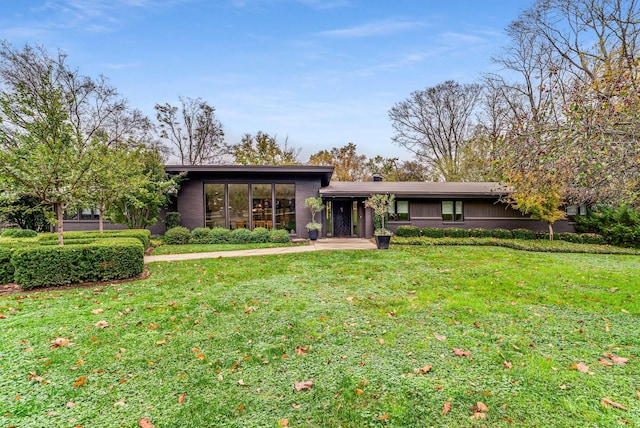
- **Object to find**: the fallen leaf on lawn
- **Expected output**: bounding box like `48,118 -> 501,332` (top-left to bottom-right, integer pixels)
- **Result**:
378,338 -> 385,344
156,339 -> 166,346
217,374 -> 223,382
476,402 -> 489,412
503,361 -> 513,369
603,353 -> 629,365
91,308 -> 104,315
379,413 -> 389,420
95,320 -> 109,328
417,365 -> 432,374
355,388 -> 364,395
178,392 -> 186,404
434,334 -> 446,342
453,348 -> 471,357
139,417 -> 154,428
279,418 -> 289,426
73,375 -> 87,387
50,337 -> 72,349
113,399 -> 125,407
346,296 -> 354,302
407,290 -> 416,294
292,403 -> 302,409
238,379 -> 248,387
295,346 -> 308,355
237,403 -> 245,411
598,358 -> 613,367
442,402 -> 451,415
601,397 -> 628,411
66,401 -> 74,408
636,391 -> 640,400
572,362 -> 589,373
472,412 -> 487,419
294,380 -> 313,391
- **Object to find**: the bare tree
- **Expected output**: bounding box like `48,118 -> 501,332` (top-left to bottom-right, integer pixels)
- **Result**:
389,80 -> 483,181
229,131 -> 300,165
155,96 -> 225,165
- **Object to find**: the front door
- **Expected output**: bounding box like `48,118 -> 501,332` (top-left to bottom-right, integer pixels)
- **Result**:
332,201 -> 352,237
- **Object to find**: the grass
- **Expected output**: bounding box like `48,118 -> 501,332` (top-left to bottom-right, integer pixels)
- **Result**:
1,246 -> 639,427
151,242 -> 302,255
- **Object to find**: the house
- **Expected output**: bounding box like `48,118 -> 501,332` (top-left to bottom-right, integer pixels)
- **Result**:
62,165 -> 579,237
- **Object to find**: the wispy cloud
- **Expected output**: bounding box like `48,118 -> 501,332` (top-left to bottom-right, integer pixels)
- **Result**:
317,19 -> 425,38
296,0 -> 350,10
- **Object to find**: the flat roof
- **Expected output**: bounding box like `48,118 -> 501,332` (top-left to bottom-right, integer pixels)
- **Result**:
165,165 -> 335,187
320,181 -> 508,198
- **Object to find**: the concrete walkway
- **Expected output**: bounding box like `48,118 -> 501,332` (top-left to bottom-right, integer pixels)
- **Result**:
144,238 -> 377,263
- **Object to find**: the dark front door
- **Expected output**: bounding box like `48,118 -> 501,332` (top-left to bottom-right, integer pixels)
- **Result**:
332,201 -> 352,237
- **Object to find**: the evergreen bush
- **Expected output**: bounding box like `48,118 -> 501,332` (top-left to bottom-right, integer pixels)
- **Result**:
395,225 -> 420,237
421,227 -> 444,238
191,227 -> 212,244
164,226 -> 191,245
468,228 -> 492,238
250,227 -> 271,243
512,228 -> 536,240
491,228 -> 513,239
269,229 -> 291,243
557,232 -> 583,244
443,227 -> 469,238
229,228 -> 252,244
209,227 -> 231,244
165,212 -> 181,230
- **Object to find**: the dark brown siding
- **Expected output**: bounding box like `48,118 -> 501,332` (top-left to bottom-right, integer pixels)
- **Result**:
176,179 -> 205,230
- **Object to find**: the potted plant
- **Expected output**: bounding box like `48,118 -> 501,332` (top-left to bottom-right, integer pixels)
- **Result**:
365,193 -> 395,249
304,196 -> 325,241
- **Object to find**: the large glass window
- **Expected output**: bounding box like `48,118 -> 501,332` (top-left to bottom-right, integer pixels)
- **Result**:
442,201 -> 463,222
566,204 -> 587,222
252,184 -> 272,230
229,184 -> 249,229
205,184 -> 226,228
275,184 -> 295,232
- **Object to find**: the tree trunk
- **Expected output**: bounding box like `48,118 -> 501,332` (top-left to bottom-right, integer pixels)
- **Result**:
98,205 -> 104,233
56,203 -> 64,246
548,222 -> 554,243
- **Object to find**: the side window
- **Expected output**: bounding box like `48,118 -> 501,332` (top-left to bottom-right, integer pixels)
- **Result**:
442,201 -> 463,222
390,200 -> 409,221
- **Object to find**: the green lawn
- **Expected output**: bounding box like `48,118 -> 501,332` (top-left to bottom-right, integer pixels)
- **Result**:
150,242 -> 302,255
1,246 -> 639,427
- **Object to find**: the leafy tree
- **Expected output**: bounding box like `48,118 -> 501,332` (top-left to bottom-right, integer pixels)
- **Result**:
0,193 -> 51,232
155,96 -> 225,165
389,80 -> 483,181
229,131 -> 300,165
308,143 -> 368,181
107,148 -> 179,229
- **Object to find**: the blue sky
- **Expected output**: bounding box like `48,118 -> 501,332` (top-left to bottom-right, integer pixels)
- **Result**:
1,0 -> 530,161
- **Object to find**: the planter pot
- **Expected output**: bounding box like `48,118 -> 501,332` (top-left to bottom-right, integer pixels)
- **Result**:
308,229 -> 319,241
375,235 -> 391,250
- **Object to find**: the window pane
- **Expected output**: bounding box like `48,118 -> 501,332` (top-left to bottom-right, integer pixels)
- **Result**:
455,201 -> 464,222
442,201 -> 453,221
566,205 -> 578,216
205,183 -> 226,228
396,200 -> 409,221
252,184 -> 272,230
229,184 -> 249,229
275,184 -> 295,233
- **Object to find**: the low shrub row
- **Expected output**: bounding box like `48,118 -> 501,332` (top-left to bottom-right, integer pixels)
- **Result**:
37,229 -> 151,249
10,238 -> 144,290
391,236 -> 638,255
164,226 -> 291,245
394,225 -> 604,244
1,228 -> 38,238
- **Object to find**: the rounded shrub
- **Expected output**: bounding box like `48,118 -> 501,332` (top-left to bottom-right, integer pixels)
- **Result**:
191,227 -> 212,244
9,229 -> 38,238
395,225 -> 420,237
270,229 -> 291,243
580,233 -> 606,245
443,227 -> 469,238
229,228 -> 252,244
209,227 -> 231,244
250,227 -> 271,243
164,226 -> 191,245
536,231 -> 550,241
1,228 -> 20,237
491,228 -> 513,239
421,227 -> 444,238
468,228 -> 492,238
512,228 -> 536,240
557,232 -> 583,244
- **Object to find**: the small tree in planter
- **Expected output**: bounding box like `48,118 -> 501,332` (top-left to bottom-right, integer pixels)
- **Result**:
304,197 -> 324,240
365,193 -> 395,249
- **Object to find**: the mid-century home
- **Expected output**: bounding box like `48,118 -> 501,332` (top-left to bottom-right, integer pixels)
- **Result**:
62,164 -> 579,237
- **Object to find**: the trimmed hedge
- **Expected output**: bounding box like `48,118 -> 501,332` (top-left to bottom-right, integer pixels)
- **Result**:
491,228 -> 513,239
557,232 -> 583,244
250,227 -> 271,243
421,227 -> 444,238
11,238 -> 144,289
512,228 -> 536,240
1,228 -> 37,238
443,227 -> 469,238
209,228 -> 231,244
37,229 -> 151,249
229,228 -> 252,244
191,227 -> 212,244
0,246 -> 15,284
468,228 -> 492,238
164,226 -> 191,245
580,233 -> 606,245
395,226 -> 421,237
270,229 -> 291,243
